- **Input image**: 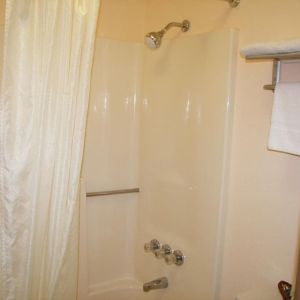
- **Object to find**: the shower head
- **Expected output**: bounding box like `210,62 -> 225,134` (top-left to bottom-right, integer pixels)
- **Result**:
145,31 -> 164,49
145,20 -> 191,49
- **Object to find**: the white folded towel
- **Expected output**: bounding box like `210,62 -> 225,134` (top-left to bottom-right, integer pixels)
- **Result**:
240,38 -> 300,57
268,82 -> 300,156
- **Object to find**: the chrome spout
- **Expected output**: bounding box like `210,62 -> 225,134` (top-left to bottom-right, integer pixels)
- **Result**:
143,277 -> 168,292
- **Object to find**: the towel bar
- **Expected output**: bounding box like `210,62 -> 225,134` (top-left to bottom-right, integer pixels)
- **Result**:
245,52 -> 300,91
245,52 -> 300,60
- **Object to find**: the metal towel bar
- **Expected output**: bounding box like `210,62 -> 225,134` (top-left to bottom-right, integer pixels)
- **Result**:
245,52 -> 300,91
86,188 -> 140,198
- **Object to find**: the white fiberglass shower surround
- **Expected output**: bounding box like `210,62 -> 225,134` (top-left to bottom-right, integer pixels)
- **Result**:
80,28 -> 238,300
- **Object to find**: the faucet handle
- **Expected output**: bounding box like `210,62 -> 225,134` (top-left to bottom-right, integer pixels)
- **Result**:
154,244 -> 173,258
164,249 -> 185,266
144,239 -> 161,253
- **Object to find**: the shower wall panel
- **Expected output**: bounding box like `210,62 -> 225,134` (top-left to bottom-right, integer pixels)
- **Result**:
81,29 -> 237,300
84,39 -> 142,192
82,38 -> 142,295
137,29 -> 237,300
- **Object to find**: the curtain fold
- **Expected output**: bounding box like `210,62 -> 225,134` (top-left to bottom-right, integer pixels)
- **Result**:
0,1 -> 100,299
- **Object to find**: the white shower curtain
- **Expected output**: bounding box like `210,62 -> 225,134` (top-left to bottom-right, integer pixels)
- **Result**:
0,1 -> 100,299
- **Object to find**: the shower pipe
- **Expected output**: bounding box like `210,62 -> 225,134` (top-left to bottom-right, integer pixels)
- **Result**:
86,188 -> 140,197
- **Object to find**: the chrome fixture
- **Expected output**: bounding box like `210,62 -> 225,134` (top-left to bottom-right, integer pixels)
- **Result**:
145,20 -> 190,49
86,188 -> 140,198
144,239 -> 161,253
165,250 -> 185,266
244,52 -> 300,91
143,277 -> 168,292
155,244 -> 173,259
144,239 -> 185,266
226,0 -> 240,7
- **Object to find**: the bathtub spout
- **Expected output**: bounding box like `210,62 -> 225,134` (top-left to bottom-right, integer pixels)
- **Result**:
143,277 -> 168,292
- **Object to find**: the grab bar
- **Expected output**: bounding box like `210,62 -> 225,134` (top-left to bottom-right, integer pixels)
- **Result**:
86,188 -> 140,198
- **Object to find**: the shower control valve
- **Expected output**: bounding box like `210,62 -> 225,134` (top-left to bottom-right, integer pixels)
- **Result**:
154,244 -> 173,259
144,239 -> 161,253
164,250 -> 185,266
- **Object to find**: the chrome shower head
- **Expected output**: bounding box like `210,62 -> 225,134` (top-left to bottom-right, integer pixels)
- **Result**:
145,31 -> 164,49
145,20 -> 190,49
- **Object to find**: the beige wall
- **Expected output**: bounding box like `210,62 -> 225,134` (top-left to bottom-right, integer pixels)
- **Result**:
97,0 -> 146,41
144,0 -> 300,42
142,1 -> 300,299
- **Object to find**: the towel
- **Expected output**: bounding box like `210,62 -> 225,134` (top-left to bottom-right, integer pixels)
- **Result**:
268,82 -> 300,156
240,38 -> 300,57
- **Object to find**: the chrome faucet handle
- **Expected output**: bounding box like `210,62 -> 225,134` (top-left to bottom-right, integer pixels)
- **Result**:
164,249 -> 185,266
144,239 -> 161,253
154,244 -> 173,259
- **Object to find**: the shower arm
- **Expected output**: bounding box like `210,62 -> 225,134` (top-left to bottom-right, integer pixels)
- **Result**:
164,22 -> 184,32
160,20 -> 190,36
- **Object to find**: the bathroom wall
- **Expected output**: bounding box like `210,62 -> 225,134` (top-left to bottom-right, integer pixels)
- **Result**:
97,0 -> 146,42
143,1 -> 300,299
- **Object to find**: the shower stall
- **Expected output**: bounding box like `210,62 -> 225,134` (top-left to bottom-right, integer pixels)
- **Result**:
79,28 -> 238,300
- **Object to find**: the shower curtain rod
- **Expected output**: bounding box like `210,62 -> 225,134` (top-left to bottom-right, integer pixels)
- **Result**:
86,188 -> 140,197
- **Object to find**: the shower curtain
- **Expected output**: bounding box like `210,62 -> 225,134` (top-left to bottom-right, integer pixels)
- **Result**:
0,0 -> 100,299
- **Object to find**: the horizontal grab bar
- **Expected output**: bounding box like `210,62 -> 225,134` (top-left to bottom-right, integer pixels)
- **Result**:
86,188 -> 140,197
